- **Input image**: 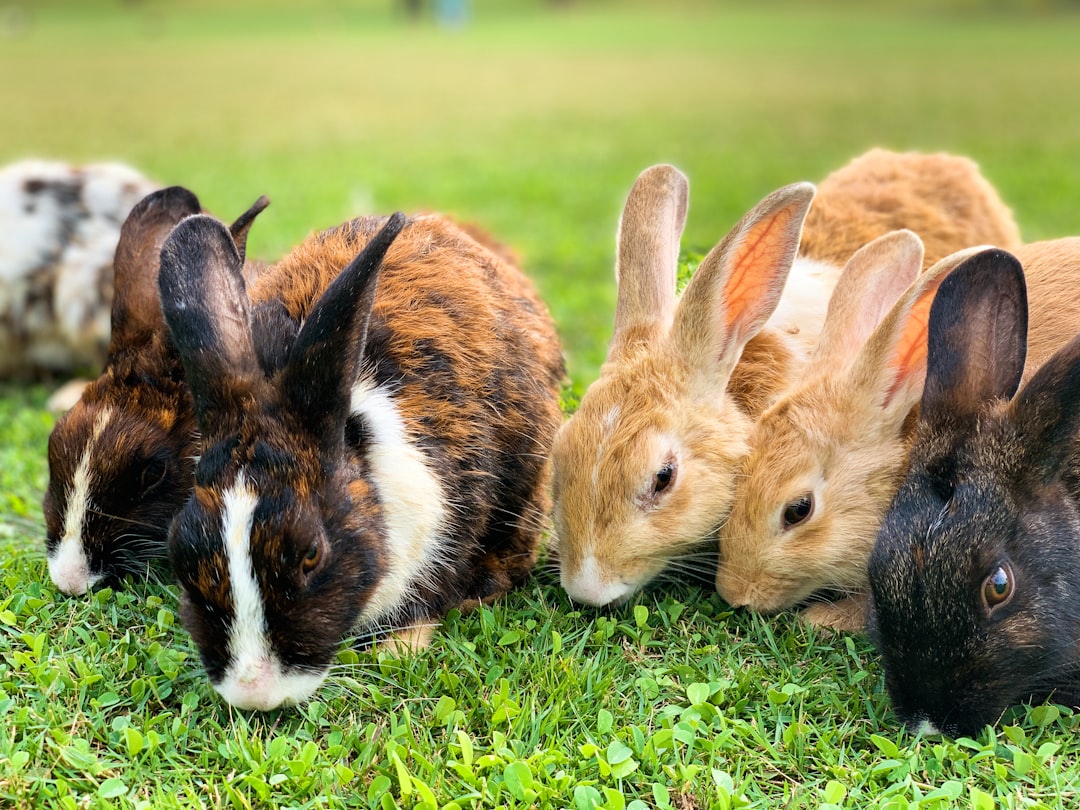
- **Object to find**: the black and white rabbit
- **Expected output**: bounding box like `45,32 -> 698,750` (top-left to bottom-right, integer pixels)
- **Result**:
158,210 -> 564,710
44,187 -> 269,596
868,245 -> 1080,737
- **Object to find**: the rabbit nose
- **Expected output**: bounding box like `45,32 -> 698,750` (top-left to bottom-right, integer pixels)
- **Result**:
218,659 -> 281,711
48,536 -> 98,596
561,555 -> 634,607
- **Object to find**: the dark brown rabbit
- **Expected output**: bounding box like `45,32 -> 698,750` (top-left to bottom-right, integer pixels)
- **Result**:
159,211 -> 564,710
43,188 -> 268,595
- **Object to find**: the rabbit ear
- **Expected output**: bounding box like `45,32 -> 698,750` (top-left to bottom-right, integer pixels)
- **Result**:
281,212 -> 407,447
812,230 -> 923,367
228,195 -> 270,265
670,182 -> 815,381
920,248 -> 1028,426
109,186 -> 202,355
610,164 -> 689,354
1011,333 -> 1080,477
847,247 -> 982,420
159,214 -> 261,431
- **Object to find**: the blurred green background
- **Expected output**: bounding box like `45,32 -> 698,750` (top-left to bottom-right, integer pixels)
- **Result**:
6,0 -> 1080,388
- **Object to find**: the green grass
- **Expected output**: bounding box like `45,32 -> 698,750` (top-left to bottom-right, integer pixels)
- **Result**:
4,2 -> 1080,807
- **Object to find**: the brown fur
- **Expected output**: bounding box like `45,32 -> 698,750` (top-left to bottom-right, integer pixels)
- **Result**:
249,214 -> 564,595
1015,238 -> 1080,379
164,211 -> 563,706
719,237 -> 1080,633
552,167 -> 814,606
799,148 -> 1021,270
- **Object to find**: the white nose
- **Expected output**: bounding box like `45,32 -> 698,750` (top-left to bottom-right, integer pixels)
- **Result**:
561,555 -> 634,607
217,658 -> 282,711
48,537 -> 94,596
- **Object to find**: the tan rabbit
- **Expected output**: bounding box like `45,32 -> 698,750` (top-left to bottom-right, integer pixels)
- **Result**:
552,165 -> 818,606
552,151 -> 1022,608
717,236 -> 1080,632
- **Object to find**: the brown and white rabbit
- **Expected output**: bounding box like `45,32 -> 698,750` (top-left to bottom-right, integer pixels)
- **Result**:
159,211 -> 564,711
717,237 -> 1080,632
552,151 -> 1022,608
43,187 -> 269,596
0,159 -> 158,386
867,245 -> 1080,737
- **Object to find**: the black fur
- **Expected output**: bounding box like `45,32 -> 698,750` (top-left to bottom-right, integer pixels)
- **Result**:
868,249 -> 1080,737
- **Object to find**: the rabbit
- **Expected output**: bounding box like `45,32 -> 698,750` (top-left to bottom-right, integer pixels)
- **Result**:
715,233 -> 972,631
0,158 -> 159,383
716,236 -> 1080,633
158,210 -> 564,711
867,243 -> 1080,737
552,150 -> 1023,609
43,186 -> 270,596
768,148 -> 1021,357
552,164 -> 818,607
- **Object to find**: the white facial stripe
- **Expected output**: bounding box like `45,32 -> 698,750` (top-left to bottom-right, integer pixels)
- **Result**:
215,476 -> 328,711
914,719 -> 941,736
350,379 -> 447,625
221,476 -> 265,666
49,406 -> 113,595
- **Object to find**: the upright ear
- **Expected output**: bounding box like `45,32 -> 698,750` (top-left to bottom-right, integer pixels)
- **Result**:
158,215 -> 262,431
670,182 -> 815,383
610,164 -> 689,355
228,195 -> 270,265
812,230 -> 923,368
846,247 -> 981,424
280,212 -> 407,448
1011,333 -> 1080,478
920,248 -> 1027,429
108,186 -> 202,355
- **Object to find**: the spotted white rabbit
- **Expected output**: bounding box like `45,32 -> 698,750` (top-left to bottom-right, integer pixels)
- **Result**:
0,158 -> 158,391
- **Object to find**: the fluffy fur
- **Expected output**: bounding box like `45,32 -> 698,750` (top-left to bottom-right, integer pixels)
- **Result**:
0,159 -> 158,382
161,211 -> 564,710
716,236 -> 1080,633
43,188 -> 269,596
867,247 -> 1080,736
552,164 -> 816,606
552,150 -> 1023,608
798,148 -> 1021,270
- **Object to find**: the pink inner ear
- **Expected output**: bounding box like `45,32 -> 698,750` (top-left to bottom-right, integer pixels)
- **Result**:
884,278 -> 944,408
723,207 -> 797,340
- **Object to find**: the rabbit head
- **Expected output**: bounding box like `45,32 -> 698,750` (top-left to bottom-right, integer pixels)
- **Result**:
716,234 -> 981,631
551,164 -> 815,606
865,248 -> 1080,736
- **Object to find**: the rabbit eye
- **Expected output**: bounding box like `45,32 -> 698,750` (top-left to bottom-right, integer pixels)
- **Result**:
981,564 -> 1015,613
140,458 -> 169,492
653,462 -> 676,494
782,495 -> 813,529
301,540 -> 324,577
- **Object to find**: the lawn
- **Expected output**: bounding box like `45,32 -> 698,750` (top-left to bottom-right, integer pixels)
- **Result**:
3,1 -> 1080,807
